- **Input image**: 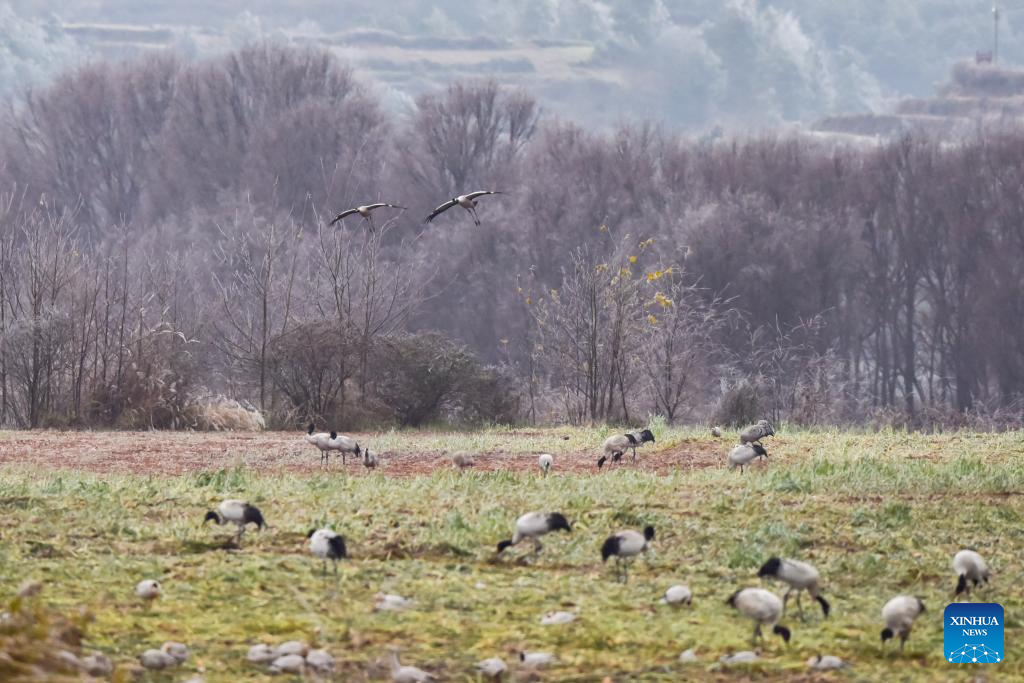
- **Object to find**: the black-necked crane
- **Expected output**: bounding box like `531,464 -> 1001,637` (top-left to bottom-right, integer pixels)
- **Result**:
388,649 -> 437,682
307,528 -> 347,577
952,549 -> 990,598
327,431 -> 362,466
740,419 -> 775,445
598,429 -> 656,468
203,499 -> 266,544
496,512 -> 571,557
726,588 -> 792,646
807,654 -> 848,670
518,651 -> 557,668
305,423 -> 333,466
475,656 -> 507,681
880,595 -> 925,651
661,584 -> 693,606
135,579 -> 161,602
329,203 -> 406,228
425,191 -> 503,226
757,557 -> 830,619
728,443 -> 768,473
601,525 -> 655,582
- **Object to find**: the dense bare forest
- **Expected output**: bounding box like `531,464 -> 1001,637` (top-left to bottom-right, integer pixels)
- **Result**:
1,43 -> 1022,430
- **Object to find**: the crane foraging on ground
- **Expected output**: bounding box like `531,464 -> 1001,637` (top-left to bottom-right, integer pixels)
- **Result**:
203,499 -> 266,545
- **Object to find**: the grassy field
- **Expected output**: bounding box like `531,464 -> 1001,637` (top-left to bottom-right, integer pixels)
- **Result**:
1,426 -> 1023,681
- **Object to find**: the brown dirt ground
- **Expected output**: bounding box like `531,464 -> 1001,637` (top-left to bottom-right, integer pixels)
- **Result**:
0,431 -> 735,477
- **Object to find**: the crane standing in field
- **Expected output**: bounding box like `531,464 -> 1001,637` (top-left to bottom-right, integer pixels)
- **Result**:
425,191 -> 503,226
305,423 -> 334,466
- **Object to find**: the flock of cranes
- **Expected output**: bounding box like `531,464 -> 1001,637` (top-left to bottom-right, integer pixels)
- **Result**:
284,418 -> 990,676
106,418 -> 990,678
329,191 -> 503,228
303,421 -> 777,476
194,492 -> 984,675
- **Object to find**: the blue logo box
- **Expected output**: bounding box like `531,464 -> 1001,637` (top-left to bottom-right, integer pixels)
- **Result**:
944,603 -> 1004,664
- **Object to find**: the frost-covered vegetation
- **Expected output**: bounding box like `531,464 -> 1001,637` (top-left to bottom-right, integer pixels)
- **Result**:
3,45 -> 1024,431
0,428 -> 1022,680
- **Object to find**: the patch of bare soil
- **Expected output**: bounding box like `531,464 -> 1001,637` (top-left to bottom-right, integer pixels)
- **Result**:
0,431 -> 736,477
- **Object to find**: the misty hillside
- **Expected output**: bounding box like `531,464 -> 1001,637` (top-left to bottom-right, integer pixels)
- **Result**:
2,1 -> 1022,129
816,60 -> 1024,137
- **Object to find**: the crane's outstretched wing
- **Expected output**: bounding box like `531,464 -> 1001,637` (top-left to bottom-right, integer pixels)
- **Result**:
465,190 -> 503,200
329,208 -> 359,225
365,203 -> 408,211
425,198 -> 458,223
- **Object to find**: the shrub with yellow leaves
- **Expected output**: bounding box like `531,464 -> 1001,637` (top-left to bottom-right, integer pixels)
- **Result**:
646,265 -> 674,282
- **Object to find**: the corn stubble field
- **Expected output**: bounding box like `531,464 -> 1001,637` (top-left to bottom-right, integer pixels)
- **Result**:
1,426 -> 1022,682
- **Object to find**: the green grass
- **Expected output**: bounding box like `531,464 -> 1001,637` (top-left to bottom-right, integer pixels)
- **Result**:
1,427 -> 1023,681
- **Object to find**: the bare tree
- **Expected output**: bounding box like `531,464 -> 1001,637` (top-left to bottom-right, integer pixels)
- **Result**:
312,214 -> 428,398
526,233 -> 645,424
211,206 -> 298,412
0,200 -> 79,426
400,80 -> 538,199
640,269 -> 730,422
3,55 -> 179,231
151,43 -> 368,220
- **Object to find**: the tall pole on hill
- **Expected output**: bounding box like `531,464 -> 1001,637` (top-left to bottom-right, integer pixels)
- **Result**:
993,5 -> 1000,64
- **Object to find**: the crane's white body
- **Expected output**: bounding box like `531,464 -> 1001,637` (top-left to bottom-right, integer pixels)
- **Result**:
519,651 -> 556,667
135,579 -> 161,601
881,595 -> 925,649
476,656 -> 507,678
327,433 -> 361,465
389,652 -> 437,682
662,584 -> 692,605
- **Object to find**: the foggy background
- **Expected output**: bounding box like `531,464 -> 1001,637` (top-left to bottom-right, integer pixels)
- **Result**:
1,1 -> 1021,129
2,2 -> 1024,434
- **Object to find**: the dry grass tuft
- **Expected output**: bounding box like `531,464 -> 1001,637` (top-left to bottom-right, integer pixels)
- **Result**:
185,397 -> 265,432
0,593 -> 99,681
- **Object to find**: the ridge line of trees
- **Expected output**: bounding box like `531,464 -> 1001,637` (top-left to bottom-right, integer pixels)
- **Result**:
2,43 -> 1023,430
